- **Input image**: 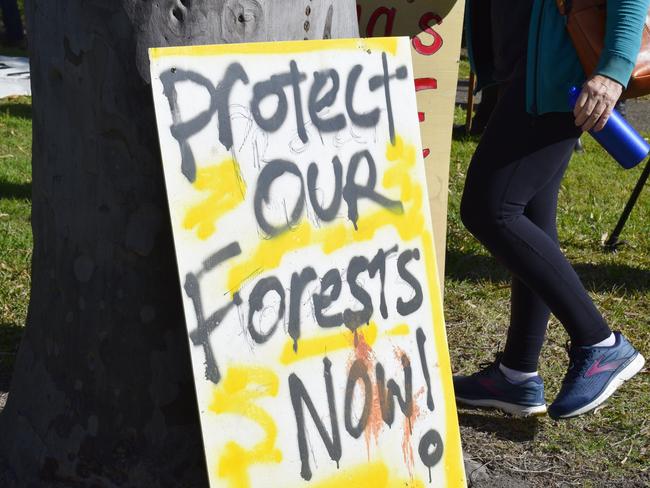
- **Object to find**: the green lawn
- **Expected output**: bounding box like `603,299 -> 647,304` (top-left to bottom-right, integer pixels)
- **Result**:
0,96 -> 31,369
0,61 -> 648,485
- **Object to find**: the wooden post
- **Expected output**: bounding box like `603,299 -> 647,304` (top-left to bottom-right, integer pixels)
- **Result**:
0,1 -> 358,485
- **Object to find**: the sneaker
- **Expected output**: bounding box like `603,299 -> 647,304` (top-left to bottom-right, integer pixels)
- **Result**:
453,361 -> 547,417
548,332 -> 645,420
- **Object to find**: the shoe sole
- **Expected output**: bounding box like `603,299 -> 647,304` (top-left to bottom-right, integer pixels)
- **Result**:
455,397 -> 547,417
552,352 -> 646,419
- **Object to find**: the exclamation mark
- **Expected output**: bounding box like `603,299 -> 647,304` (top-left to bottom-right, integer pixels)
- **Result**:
416,327 -> 435,411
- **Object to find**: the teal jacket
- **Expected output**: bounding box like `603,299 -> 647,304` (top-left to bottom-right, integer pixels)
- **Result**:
466,0 -> 650,114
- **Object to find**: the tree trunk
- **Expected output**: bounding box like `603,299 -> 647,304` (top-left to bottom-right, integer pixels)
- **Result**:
0,1 -> 358,486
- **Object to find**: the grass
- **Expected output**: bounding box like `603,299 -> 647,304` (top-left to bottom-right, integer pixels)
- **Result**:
448,107 -> 650,485
0,39 -> 648,485
0,96 -> 31,373
458,54 -> 471,81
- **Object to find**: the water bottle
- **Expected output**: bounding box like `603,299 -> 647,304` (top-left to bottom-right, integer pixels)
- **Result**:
569,86 -> 649,169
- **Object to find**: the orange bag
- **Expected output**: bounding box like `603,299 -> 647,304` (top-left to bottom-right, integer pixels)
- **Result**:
556,0 -> 650,99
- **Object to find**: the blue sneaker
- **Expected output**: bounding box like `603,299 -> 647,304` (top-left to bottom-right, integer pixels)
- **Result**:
453,361 -> 547,417
548,332 -> 646,420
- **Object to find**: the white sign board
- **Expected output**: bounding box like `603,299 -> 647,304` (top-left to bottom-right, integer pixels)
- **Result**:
149,37 -> 465,487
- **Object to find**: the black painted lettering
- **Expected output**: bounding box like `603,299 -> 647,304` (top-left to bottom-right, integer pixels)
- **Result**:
396,248 -> 423,316
254,159 -> 306,237
307,156 -> 343,222
251,61 -> 307,141
344,359 -> 372,439
313,268 -> 344,328
185,242 -> 242,384
376,354 -> 412,427
368,52 -> 408,144
289,357 -> 342,481
418,429 -> 444,481
159,68 -> 218,182
308,69 -> 346,132
287,60 -> 308,143
288,267 -> 318,352
214,63 -> 250,151
416,327 -> 435,411
160,64 -> 249,182
367,245 -> 398,319
251,75 -> 289,133
247,276 -> 285,344
345,65 -> 380,128
343,149 -> 403,229
344,256 -> 373,331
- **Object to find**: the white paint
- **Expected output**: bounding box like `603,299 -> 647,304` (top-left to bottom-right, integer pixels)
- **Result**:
149,38 -> 464,487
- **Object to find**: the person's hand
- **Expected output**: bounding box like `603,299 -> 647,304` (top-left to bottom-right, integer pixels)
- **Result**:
573,75 -> 624,132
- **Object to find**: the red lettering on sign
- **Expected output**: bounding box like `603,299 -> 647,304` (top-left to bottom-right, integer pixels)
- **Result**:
412,12 -> 443,56
414,78 -> 438,159
365,6 -> 397,37
415,78 -> 438,92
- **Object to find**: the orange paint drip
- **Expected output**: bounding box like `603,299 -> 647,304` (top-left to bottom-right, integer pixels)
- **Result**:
390,345 -> 417,479
364,377 -> 384,459
402,388 -> 424,480
354,328 -> 376,367
344,328 -> 384,460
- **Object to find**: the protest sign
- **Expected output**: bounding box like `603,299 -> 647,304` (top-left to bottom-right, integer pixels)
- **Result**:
358,0 -> 466,288
149,37 -> 465,487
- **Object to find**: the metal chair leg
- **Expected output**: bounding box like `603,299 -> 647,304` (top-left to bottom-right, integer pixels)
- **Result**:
604,157 -> 650,252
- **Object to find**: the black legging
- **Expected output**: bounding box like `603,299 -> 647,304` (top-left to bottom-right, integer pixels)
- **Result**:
460,76 -> 612,372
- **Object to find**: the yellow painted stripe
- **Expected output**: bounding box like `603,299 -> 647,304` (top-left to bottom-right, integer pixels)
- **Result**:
307,461 -> 424,488
385,323 -> 410,336
279,322 -> 378,366
421,229 -> 467,486
149,37 -> 398,60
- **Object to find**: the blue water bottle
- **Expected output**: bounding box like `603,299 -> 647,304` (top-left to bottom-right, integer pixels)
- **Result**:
569,86 -> 649,169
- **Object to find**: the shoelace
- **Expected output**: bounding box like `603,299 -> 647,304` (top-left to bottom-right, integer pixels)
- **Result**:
476,352 -> 505,376
563,341 -> 596,382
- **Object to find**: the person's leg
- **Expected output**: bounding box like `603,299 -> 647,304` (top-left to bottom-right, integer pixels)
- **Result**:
456,76 -> 644,417
471,83 -> 499,135
501,158 -> 568,373
460,77 -> 612,352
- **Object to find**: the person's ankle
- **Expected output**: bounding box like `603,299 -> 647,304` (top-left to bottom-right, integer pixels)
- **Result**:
499,363 -> 539,383
585,332 -> 615,348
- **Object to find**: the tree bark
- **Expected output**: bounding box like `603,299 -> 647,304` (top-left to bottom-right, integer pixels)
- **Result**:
0,1 -> 358,486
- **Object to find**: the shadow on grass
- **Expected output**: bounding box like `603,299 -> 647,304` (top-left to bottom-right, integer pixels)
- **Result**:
0,43 -> 28,58
451,127 -> 482,142
446,249 -> 650,293
0,180 -> 31,200
458,410 -> 540,442
0,323 -> 23,393
0,101 -> 32,120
